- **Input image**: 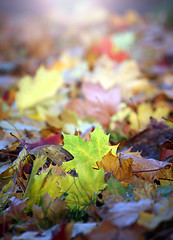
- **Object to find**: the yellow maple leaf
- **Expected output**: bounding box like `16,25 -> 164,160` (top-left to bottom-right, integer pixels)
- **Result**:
16,66 -> 63,111
129,102 -> 170,131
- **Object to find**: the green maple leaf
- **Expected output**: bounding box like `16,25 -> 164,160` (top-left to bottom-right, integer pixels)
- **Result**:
22,154 -> 61,211
25,171 -> 61,212
58,167 -> 106,209
23,154 -> 47,199
62,125 -> 117,172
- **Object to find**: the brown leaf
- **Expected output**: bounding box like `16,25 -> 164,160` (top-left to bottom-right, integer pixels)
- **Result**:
126,118 -> 173,158
158,164 -> 173,185
114,156 -> 134,186
122,153 -> 170,182
100,199 -> 153,228
52,222 -> 73,240
32,193 -> 66,227
159,140 -> 173,163
98,151 -> 134,186
76,220 -> 118,240
132,177 -> 156,201
5,197 -> 28,221
0,100 -> 10,121
97,151 -> 119,173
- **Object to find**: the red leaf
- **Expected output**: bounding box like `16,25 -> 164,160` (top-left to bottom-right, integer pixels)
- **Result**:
27,134 -> 61,150
159,140 -> 173,163
92,38 -> 129,62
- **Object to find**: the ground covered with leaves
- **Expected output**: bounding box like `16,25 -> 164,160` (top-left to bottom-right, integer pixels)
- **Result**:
0,6 -> 173,240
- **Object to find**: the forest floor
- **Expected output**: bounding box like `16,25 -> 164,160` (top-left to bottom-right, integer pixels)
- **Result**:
0,4 -> 173,240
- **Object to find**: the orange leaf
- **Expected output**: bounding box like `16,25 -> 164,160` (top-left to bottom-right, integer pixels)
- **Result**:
98,151 -> 134,186
122,153 -> 170,182
114,157 -> 134,186
98,150 -> 119,173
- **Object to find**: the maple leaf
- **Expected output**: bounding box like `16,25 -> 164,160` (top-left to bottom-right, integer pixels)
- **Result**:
101,199 -> 153,228
23,154 -> 47,199
66,82 -> 121,127
58,167 -> 106,209
84,58 -> 151,98
26,134 -> 62,150
122,153 -> 171,182
4,196 -> 28,222
16,65 -> 63,111
24,171 -> 61,211
132,177 -> 156,201
32,193 -> 66,228
62,125 -> 117,172
129,102 -> 170,131
59,126 -> 111,208
91,37 -> 129,62
98,150 -> 134,186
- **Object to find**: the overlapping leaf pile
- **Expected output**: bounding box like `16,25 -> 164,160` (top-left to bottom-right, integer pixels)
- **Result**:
0,6 -> 173,240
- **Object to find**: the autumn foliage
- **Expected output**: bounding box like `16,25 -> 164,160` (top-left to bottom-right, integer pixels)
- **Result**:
0,6 -> 173,240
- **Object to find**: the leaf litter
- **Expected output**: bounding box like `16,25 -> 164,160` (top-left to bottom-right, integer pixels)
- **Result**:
0,5 -> 173,240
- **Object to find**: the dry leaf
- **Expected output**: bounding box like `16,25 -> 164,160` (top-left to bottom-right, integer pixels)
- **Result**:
102,199 -> 153,228
16,66 -> 63,111
66,82 -> 121,127
122,153 -> 170,182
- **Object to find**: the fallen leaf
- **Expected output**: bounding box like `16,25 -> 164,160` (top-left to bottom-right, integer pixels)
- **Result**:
0,100 -> 10,121
122,153 -> 170,182
26,134 -> 62,150
16,65 -> 63,111
158,163 -> 173,186
22,154 -> 47,199
84,58 -> 151,98
126,118 -> 173,157
52,222 -> 73,240
4,196 -> 28,221
132,177 -> 156,201
138,193 -> 173,229
62,125 -> 117,172
129,102 -> 170,131
66,82 -> 121,127
46,109 -> 78,130
159,140 -> 173,163
107,175 -> 134,201
98,150 -> 134,186
102,199 -> 153,228
58,167 -> 106,209
32,193 -> 66,228
24,171 -> 61,211
91,37 -> 129,62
